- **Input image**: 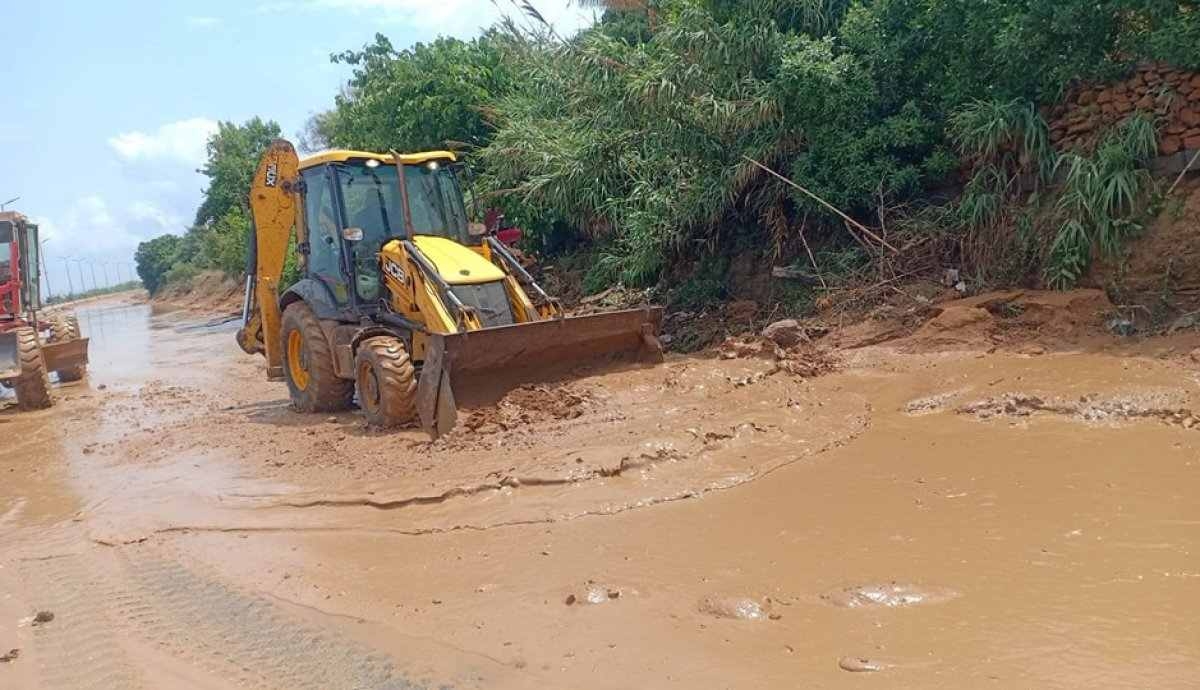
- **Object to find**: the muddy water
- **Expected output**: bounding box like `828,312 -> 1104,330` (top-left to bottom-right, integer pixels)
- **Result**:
3,295 -> 1200,689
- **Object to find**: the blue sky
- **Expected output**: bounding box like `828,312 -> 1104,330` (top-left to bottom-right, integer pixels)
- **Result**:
0,1 -> 595,296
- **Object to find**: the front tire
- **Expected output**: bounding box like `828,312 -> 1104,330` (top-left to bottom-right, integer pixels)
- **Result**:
355,336 -> 417,428
14,327 -> 52,410
280,302 -> 353,413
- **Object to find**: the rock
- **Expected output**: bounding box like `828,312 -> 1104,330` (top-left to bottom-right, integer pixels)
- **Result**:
762,319 -> 806,348
32,611 -> 54,626
1136,94 -> 1155,110
697,596 -> 770,621
726,300 -> 758,322
1096,89 -> 1114,105
1067,119 -> 1094,134
1108,317 -> 1136,336
1192,74 -> 1200,89
1185,134 -> 1200,151
1189,348 -> 1200,365
1161,135 -> 1183,156
839,657 -> 884,673
1181,108 -> 1200,128
1077,90 -> 1095,106
0,648 -> 18,663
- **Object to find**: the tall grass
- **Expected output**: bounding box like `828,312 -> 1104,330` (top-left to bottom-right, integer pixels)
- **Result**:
1045,114 -> 1157,288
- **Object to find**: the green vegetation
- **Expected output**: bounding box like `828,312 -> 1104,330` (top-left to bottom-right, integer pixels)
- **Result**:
44,281 -> 142,306
138,0 -> 1200,303
136,118 -> 283,294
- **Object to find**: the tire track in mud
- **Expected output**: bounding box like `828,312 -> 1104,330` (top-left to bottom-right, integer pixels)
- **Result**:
15,547 -> 453,689
117,554 -> 427,690
16,554 -> 144,690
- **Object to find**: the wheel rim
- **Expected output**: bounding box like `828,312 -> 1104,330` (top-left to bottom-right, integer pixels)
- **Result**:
358,361 -> 380,414
287,330 -> 310,390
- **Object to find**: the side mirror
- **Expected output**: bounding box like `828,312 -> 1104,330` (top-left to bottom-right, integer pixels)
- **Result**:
342,227 -> 364,241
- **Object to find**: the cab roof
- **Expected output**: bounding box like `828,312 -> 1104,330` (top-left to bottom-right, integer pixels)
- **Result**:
298,149 -> 457,171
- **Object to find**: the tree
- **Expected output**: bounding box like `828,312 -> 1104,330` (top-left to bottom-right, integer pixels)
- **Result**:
317,33 -> 512,153
134,234 -> 182,294
193,117 -> 282,226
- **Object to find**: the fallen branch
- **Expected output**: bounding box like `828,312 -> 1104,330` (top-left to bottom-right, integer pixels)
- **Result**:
797,212 -> 827,289
742,156 -> 900,254
1166,148 -> 1200,198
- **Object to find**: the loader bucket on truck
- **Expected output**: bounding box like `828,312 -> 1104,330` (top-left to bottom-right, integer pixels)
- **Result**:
41,338 -> 89,376
416,306 -> 665,437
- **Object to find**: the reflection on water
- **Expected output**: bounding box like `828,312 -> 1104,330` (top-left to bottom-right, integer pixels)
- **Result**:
42,300 -> 242,390
74,302 -> 155,384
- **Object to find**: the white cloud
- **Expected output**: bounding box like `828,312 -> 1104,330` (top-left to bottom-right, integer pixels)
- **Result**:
37,197 -> 185,264
128,201 -> 185,231
260,0 -> 597,37
186,15 -> 223,28
108,118 -> 219,167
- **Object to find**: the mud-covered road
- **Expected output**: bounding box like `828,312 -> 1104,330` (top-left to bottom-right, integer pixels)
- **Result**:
3,294 -> 1200,689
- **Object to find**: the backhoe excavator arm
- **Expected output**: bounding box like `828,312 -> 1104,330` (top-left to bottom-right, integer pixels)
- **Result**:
236,140 -> 302,381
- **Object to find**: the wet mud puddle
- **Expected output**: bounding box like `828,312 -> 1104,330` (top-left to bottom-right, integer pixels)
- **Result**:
3,296 -> 1200,688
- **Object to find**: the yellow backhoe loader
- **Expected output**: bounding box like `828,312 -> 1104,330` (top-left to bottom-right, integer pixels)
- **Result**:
237,140 -> 663,436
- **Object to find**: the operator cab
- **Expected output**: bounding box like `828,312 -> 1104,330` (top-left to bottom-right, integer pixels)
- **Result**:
0,212 -> 41,318
296,151 -> 467,307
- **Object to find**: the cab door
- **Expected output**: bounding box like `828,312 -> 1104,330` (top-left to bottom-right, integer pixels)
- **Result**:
300,166 -> 351,306
20,222 -> 41,311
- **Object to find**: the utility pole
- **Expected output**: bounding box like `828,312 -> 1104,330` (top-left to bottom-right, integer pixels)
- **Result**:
87,260 -> 99,291
60,257 -> 74,296
100,261 -> 111,287
72,259 -> 87,294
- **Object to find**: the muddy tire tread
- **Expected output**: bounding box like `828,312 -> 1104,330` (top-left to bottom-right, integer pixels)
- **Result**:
357,336 -> 418,427
281,302 -> 353,413
14,326 -> 53,409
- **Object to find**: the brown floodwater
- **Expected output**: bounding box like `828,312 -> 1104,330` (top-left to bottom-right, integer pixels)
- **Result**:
2,294 -> 1199,689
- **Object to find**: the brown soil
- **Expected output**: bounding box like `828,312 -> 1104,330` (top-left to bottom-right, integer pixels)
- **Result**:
4,291 -> 1200,689
1091,177 -> 1200,320
151,269 -> 243,314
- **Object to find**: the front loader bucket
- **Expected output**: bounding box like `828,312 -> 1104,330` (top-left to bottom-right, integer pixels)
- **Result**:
41,338 -> 89,375
416,307 -> 664,437
0,331 -> 19,381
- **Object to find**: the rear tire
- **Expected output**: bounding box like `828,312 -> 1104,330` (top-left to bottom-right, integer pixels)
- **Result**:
14,327 -> 52,410
355,336 -> 417,428
280,302 -> 353,413
48,314 -> 87,382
